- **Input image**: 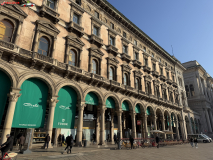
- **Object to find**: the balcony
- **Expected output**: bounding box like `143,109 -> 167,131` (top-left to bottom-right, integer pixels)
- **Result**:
160,75 -> 166,81
132,60 -> 142,69
40,5 -> 60,24
121,53 -> 131,63
166,79 -> 173,84
143,66 -> 151,73
90,34 -> 103,48
107,45 -> 118,57
152,71 -> 159,77
67,21 -> 84,37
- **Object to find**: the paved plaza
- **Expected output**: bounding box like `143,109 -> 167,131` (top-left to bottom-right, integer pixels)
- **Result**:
11,142 -> 213,160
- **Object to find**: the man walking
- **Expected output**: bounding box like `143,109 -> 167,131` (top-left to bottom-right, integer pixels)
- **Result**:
92,133 -> 96,144
156,135 -> 159,148
18,134 -> 25,152
129,135 -> 134,149
194,137 -> 198,148
44,134 -> 50,149
190,137 -> 194,147
58,134 -> 62,146
62,134 -> 73,154
114,134 -> 117,145
0,134 -> 13,159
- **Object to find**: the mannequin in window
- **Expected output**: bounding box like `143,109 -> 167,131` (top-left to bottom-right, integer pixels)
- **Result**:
135,78 -> 139,90
0,19 -> 14,42
109,67 -> 114,80
68,50 -> 77,66
92,59 -> 98,74
124,73 -> 128,85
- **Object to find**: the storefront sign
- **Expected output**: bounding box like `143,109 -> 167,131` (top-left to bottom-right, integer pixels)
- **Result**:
137,120 -> 141,125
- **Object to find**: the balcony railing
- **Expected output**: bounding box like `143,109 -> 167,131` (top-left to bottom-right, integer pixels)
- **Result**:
0,40 -> 14,50
107,45 -> 118,56
121,53 -> 131,63
40,5 -> 60,24
143,66 -> 151,73
67,21 -> 84,37
90,34 -> 103,47
132,60 -> 142,69
34,52 -> 53,64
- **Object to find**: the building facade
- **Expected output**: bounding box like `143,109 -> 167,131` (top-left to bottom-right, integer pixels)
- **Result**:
182,61 -> 213,136
0,0 -> 200,147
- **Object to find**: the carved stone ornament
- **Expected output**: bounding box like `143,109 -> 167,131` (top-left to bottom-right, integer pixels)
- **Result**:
144,75 -> 152,82
121,64 -> 132,73
36,20 -> 60,37
66,36 -> 85,49
161,83 -> 167,89
133,70 -> 143,77
8,92 -> 21,102
89,47 -> 104,59
106,57 -> 119,66
50,97 -> 59,106
153,79 -> 160,85
78,103 -> 86,111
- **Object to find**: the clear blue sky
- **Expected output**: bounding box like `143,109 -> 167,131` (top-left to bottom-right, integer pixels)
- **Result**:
107,0 -> 213,76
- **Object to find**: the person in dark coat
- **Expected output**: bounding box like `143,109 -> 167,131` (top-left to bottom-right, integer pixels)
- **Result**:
114,134 -> 117,145
18,134 -> 25,151
44,134 -> 50,149
129,136 -> 134,149
92,133 -> 96,144
62,134 -> 65,144
156,135 -> 160,148
107,134 -> 110,142
0,134 -> 13,159
194,138 -> 198,148
62,135 -> 73,154
58,134 -> 62,146
190,137 -> 194,147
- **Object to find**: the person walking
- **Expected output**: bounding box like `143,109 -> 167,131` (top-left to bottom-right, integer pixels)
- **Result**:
62,134 -> 65,144
190,137 -> 194,147
114,134 -> 117,145
58,134 -> 62,146
18,134 -> 25,152
156,135 -> 160,148
93,133 -> 96,144
107,134 -> 110,142
0,134 -> 13,159
129,135 -> 134,149
194,137 -> 198,148
44,134 -> 50,149
62,134 -> 73,154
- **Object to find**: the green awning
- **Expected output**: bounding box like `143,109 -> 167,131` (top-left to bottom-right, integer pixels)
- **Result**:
146,107 -> 150,115
135,104 -> 141,113
85,92 -> 99,105
122,101 -> 129,111
106,97 -> 115,109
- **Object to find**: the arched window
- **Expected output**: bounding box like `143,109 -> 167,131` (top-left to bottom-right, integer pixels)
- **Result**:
156,86 -> 160,97
170,93 -> 173,102
92,59 -> 98,74
190,84 -> 195,96
0,19 -> 14,42
38,37 -> 49,56
109,67 -> 114,80
124,73 -> 128,85
164,90 -> 167,100
185,85 -> 190,97
68,50 -> 77,66
135,78 -> 139,90
175,95 -> 179,104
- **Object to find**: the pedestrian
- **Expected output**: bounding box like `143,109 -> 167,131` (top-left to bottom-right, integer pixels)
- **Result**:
58,134 -> 62,146
75,134 -> 77,143
156,135 -> 159,148
0,134 -> 13,159
194,137 -> 198,148
93,133 -> 96,144
107,134 -> 110,142
9,133 -> 14,151
129,135 -> 134,149
44,134 -> 50,149
18,134 -> 25,152
190,137 -> 194,147
114,134 -> 117,145
62,134 -> 72,154
62,134 -> 65,144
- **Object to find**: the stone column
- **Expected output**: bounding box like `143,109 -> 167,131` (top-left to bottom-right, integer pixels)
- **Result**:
143,115 -> 148,138
130,112 -> 136,138
76,103 -> 86,146
100,106 -> 106,145
14,21 -> 23,45
46,97 -> 59,148
33,30 -> 40,52
111,111 -> 114,144
96,109 -> 100,145
175,120 -> 180,140
169,118 -> 174,139
0,91 -> 21,144
123,114 -> 126,130
161,117 -> 166,139
117,110 -> 123,139
142,77 -> 146,92
205,108 -> 212,132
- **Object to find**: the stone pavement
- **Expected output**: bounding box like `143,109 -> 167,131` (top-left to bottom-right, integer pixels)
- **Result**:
11,142 -> 213,160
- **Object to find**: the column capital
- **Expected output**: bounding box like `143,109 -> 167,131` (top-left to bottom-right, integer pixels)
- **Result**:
78,102 -> 86,111
130,112 -> 136,117
116,110 -> 123,115
7,92 -> 21,102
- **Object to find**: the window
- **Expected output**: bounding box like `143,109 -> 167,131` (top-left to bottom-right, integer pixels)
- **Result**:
68,50 -> 77,66
143,47 -> 146,52
152,53 -> 154,57
76,0 -> 81,5
170,93 -> 173,102
123,32 -> 126,38
165,62 -> 167,66
135,52 -> 139,60
110,36 -> 115,46
134,40 -> 137,46
152,63 -> 156,71
190,84 -> 195,96
159,58 -> 161,62
38,37 -> 49,56
110,22 -> 114,29
122,45 -> 128,54
92,59 -> 98,74
135,78 -> 139,90
156,86 -> 160,97
146,82 -> 151,94
166,72 -> 169,79
93,26 -> 98,36
73,13 -> 80,24
172,75 -> 175,81
160,68 -> 163,75
94,11 -> 99,19
124,73 -> 128,85
185,85 -> 190,97
144,58 -> 148,66
109,67 -> 114,80
46,0 -> 55,9
0,19 -> 14,42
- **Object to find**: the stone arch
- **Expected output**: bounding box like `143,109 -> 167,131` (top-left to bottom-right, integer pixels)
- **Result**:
155,107 -> 163,117
17,71 -> 56,96
103,93 -> 120,110
145,103 -> 155,116
55,80 -> 83,104
164,109 -> 170,118
0,62 -> 19,88
171,112 -> 177,121
120,97 -> 133,112
133,101 -> 146,115
83,87 -> 104,105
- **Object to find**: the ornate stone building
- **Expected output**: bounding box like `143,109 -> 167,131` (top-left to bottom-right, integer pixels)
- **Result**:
0,0 -> 200,147
182,61 -> 213,136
